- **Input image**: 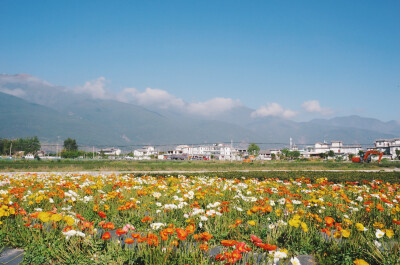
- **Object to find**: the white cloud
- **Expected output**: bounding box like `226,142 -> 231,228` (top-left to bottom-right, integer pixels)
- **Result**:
118,87 -> 241,116
118,87 -> 186,109
251,103 -> 297,119
74,77 -> 108,99
0,88 -> 26,97
0,73 -> 53,87
302,100 -> 333,115
187,97 -> 242,116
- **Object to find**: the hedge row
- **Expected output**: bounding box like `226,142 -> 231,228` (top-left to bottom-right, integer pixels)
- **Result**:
143,171 -> 400,184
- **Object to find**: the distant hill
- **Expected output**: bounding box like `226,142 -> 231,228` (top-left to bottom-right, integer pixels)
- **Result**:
0,73 -> 398,148
310,115 -> 400,135
0,91 -> 261,146
0,92 -> 119,145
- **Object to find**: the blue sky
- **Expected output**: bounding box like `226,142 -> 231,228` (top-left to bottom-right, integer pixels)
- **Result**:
1,0 -> 399,121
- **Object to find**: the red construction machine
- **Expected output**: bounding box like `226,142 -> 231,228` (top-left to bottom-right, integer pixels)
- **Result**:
351,150 -> 383,163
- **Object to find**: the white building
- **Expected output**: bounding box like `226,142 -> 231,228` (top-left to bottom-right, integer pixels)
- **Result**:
314,142 -> 330,153
134,146 -> 156,157
167,143 -> 239,160
258,150 -> 272,160
99,148 -> 121,156
375,138 -> 400,159
330,141 -> 361,155
303,141 -> 361,158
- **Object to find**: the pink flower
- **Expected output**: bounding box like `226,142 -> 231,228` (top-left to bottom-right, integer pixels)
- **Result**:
123,224 -> 135,232
250,235 -> 262,244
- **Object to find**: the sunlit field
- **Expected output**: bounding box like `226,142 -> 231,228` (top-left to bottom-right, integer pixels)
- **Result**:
0,172 -> 399,264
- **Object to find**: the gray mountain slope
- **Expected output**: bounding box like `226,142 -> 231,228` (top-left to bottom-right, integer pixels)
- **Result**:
0,73 -> 398,147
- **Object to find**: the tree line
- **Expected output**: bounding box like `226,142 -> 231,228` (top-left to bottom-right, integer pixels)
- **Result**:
0,137 -> 85,159
0,136 -> 41,156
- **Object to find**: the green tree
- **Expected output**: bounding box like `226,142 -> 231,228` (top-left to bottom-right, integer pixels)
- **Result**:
63,138 -> 78,152
396,149 -> 400,159
290,150 -> 301,160
319,153 -> 327,159
24,136 -> 41,154
280,149 -> 290,160
247,143 -> 260,156
327,150 -> 335,158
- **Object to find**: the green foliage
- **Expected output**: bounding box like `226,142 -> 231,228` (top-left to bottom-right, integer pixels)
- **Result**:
396,149 -> 400,159
280,149 -> 300,160
61,150 -> 85,159
63,138 -> 78,152
0,136 -> 40,155
247,143 -> 260,155
327,150 -> 335,158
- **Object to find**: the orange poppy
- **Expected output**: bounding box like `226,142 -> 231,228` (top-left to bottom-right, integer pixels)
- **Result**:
160,230 -> 169,241
321,228 -> 331,236
165,227 -> 174,235
141,216 -> 153,223
116,228 -> 127,236
199,244 -> 209,251
185,224 -> 195,234
102,232 -> 111,240
138,237 -> 147,243
176,228 -> 188,240
125,238 -> 134,244
221,240 -> 238,247
131,233 -> 141,239
146,233 -> 158,246
324,217 -> 335,227
103,222 -> 115,230
194,232 -> 213,242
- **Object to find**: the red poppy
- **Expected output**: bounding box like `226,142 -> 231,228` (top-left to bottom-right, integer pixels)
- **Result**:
236,242 -> 247,253
255,243 -> 277,251
98,211 -> 107,219
215,254 -> 226,261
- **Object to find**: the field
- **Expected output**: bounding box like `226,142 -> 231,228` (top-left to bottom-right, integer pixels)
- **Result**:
1,159 -> 400,172
0,171 -> 400,264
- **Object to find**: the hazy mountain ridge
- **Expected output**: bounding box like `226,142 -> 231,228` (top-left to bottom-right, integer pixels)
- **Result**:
0,74 -> 398,147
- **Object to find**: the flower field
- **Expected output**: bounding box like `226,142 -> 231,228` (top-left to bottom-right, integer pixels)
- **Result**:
0,173 -> 399,264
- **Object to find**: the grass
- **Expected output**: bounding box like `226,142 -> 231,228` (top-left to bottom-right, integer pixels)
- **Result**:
0,159 -> 399,172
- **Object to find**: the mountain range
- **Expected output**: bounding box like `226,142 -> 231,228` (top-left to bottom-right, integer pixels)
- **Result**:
0,74 -> 399,150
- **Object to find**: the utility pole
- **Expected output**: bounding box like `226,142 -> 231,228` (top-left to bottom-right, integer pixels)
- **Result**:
57,136 -> 60,158
230,139 -> 233,162
93,146 -> 95,159
9,142 -> 12,157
